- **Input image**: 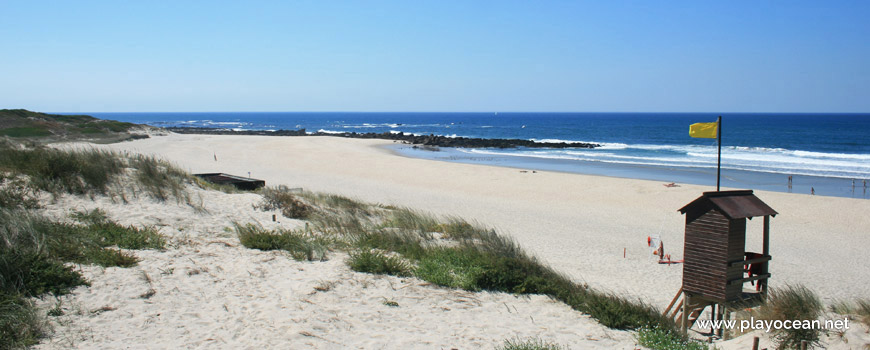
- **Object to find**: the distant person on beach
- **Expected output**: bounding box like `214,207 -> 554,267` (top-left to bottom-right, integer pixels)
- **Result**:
811,187 -> 815,195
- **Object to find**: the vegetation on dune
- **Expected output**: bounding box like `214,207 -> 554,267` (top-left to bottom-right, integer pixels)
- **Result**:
0,142 -> 124,195
244,187 -> 671,331
0,109 -> 143,142
752,285 -> 824,350
497,337 -> 566,350
0,208 -> 166,348
0,139 -> 206,207
258,186 -> 311,219
0,141 -> 181,349
1,140 -> 838,349
636,326 -> 711,350
234,222 -> 328,261
347,250 -> 412,277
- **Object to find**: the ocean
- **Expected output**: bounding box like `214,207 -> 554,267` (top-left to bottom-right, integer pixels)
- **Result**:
88,112 -> 870,199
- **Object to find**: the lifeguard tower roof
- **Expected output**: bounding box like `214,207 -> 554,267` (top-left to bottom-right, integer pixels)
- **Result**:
679,190 -> 778,220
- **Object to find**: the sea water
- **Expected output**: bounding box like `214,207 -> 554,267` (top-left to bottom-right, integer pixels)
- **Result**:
88,112 -> 870,199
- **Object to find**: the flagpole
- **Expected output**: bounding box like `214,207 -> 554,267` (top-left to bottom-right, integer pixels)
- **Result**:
717,115 -> 722,191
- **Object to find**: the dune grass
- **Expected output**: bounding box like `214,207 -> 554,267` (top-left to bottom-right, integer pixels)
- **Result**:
0,209 -> 164,347
0,292 -> 46,350
830,298 -> 870,330
0,143 -> 124,196
0,141 -> 202,207
258,186 -> 312,219
247,190 -> 671,331
128,154 -> 193,203
754,285 -> 824,350
497,337 -> 566,350
235,223 -> 329,261
0,175 -> 40,210
347,250 -> 412,277
0,207 -> 165,348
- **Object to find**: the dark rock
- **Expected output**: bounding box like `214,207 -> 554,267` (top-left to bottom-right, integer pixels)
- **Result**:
164,127 -> 599,149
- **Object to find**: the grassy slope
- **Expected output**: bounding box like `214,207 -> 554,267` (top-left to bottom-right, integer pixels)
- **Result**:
0,109 -> 144,141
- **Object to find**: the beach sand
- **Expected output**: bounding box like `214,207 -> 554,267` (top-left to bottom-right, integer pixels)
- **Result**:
39,133 -> 870,349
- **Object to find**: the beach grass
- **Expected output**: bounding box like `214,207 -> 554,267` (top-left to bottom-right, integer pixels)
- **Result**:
497,337 -> 566,350
129,154 -> 193,203
235,222 -> 328,261
347,250 -> 412,277
0,207 -> 165,348
0,293 -> 46,350
259,186 -> 311,219
830,298 -> 870,329
0,140 -> 201,206
0,176 -> 40,210
0,142 -> 124,196
248,190 -> 671,330
754,285 -> 824,350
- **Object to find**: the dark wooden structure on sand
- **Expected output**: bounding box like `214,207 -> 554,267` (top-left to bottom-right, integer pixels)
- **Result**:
663,190 -> 777,335
194,173 -> 265,191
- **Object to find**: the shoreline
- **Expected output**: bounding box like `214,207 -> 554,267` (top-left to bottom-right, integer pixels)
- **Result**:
162,126 -> 868,200
92,133 -> 870,309
390,144 -> 870,200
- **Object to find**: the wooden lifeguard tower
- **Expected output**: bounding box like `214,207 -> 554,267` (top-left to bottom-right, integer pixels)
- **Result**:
663,190 -> 778,335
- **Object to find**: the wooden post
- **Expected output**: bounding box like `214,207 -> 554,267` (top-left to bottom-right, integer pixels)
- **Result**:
761,215 -> 770,295
710,304 -> 717,335
752,336 -> 760,350
717,116 -> 722,191
681,292 -> 689,334
800,340 -> 807,350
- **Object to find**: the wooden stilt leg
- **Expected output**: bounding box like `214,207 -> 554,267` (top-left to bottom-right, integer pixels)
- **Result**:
681,293 -> 689,334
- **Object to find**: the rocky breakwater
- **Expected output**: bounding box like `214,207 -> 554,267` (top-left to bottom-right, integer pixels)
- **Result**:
165,127 -> 600,149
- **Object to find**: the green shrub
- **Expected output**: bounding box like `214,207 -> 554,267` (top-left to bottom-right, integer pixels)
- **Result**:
636,326 -> 710,350
755,285 -> 823,350
347,250 -> 411,277
82,248 -> 139,268
0,250 -> 89,297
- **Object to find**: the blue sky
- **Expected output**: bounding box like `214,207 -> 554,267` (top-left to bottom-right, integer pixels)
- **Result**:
1,1 -> 868,113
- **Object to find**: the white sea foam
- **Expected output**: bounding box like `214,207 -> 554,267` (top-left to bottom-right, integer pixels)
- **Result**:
459,142 -> 870,179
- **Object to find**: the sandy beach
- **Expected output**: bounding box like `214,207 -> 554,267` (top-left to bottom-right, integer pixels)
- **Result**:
35,133 -> 870,349
102,134 -> 870,306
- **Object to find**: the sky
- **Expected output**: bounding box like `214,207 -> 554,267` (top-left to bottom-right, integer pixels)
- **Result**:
1,1 -> 869,113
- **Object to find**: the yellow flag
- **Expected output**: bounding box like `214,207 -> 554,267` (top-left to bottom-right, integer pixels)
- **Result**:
689,122 -> 718,138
